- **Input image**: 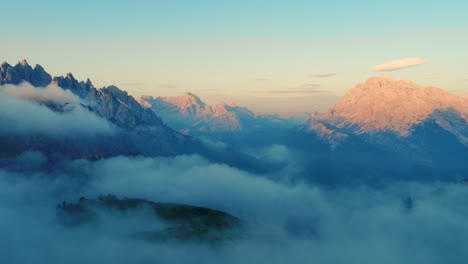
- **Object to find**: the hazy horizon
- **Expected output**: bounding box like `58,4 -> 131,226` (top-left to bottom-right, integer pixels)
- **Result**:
2,1 -> 467,113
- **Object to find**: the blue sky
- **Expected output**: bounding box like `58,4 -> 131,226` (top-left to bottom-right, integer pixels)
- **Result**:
2,0 -> 468,113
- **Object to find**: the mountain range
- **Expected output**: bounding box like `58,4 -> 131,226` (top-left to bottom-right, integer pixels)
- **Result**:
139,93 -> 300,135
2,59 -> 468,183
1,60 -> 277,175
0,60 -> 191,159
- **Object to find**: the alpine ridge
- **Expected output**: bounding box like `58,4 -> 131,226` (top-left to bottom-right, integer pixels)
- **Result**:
139,93 -> 298,135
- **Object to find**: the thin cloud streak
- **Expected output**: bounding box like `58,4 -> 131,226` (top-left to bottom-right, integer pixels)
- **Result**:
310,73 -> 336,78
254,89 -> 332,95
372,58 -> 427,72
303,83 -> 321,87
251,78 -> 271,82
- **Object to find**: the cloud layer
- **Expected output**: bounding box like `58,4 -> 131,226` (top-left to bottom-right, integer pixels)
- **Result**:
1,153 -> 468,263
0,80 -> 466,264
310,73 -> 336,78
372,58 -> 426,72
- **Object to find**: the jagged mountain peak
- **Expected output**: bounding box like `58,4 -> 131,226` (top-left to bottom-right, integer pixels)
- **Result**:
156,92 -> 208,116
183,91 -> 199,98
19,59 -> 29,67
1,60 -> 169,132
33,64 -> 45,70
0,62 -> 10,71
325,76 -> 468,135
65,72 -> 76,80
180,92 -> 205,105
0,59 -> 51,87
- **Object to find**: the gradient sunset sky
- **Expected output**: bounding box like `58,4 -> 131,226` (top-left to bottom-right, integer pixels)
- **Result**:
2,0 -> 467,113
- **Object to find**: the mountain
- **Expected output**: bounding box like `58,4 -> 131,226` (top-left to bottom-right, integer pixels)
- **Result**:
139,93 -> 298,135
0,61 -> 194,161
301,76 -> 468,145
0,60 -> 275,174
0,59 -> 51,87
52,73 -> 166,129
318,76 -> 468,136
292,76 -> 468,183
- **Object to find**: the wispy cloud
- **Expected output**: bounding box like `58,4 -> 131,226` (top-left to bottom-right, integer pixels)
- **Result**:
255,88 -> 331,95
1,82 -> 79,104
251,78 -> 271,82
372,58 -> 427,72
310,73 -> 336,78
302,83 -> 321,87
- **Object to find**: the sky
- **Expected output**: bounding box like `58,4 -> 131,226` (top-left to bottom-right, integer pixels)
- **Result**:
1,0 -> 468,113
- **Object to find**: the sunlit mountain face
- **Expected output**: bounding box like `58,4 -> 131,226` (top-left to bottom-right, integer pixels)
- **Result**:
2,1 -> 468,263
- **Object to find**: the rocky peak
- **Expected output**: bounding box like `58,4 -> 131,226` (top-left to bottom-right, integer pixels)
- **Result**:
66,72 -> 75,80
19,59 -> 29,67
93,85 -> 164,128
325,76 -> 468,135
0,60 -> 51,87
157,92 -> 208,116
181,92 -> 206,107
53,73 -> 90,98
85,78 -> 93,86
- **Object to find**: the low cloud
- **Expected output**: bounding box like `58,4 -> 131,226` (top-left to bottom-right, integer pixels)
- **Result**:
0,82 -> 79,104
303,83 -> 321,87
372,58 -> 427,72
310,73 -> 336,78
0,84 -> 115,137
0,80 -> 466,263
251,78 -> 271,82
